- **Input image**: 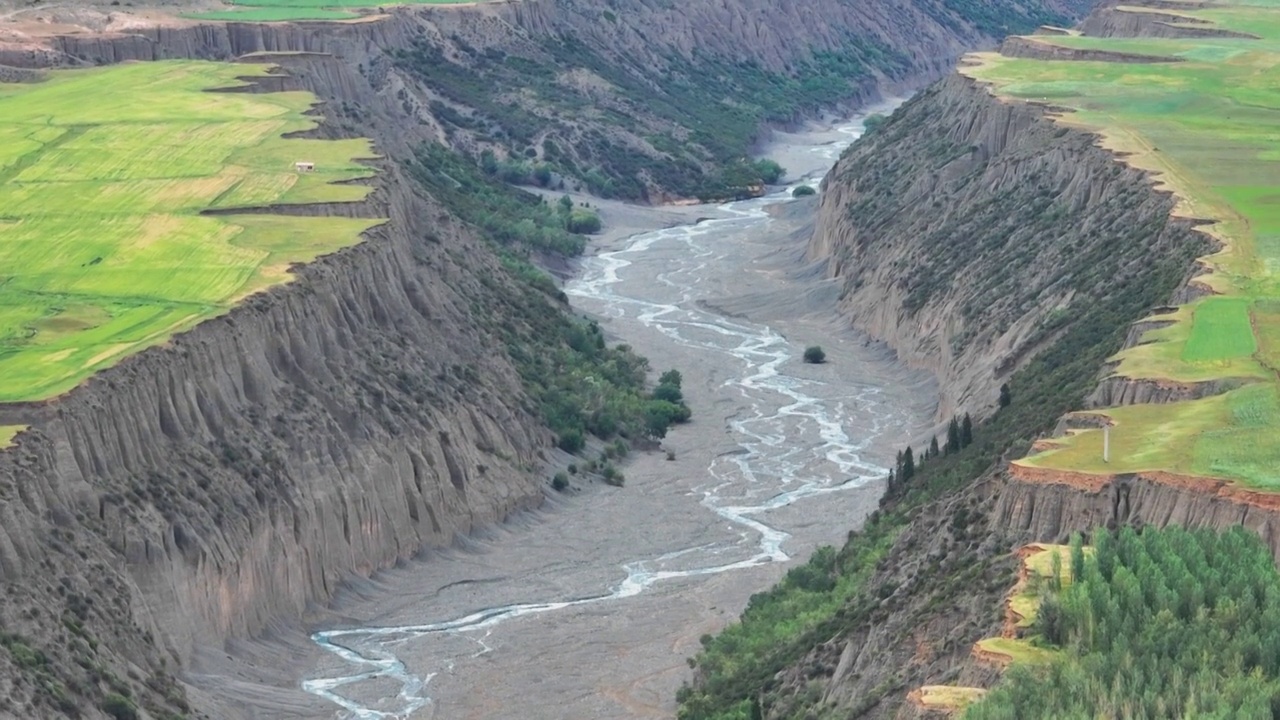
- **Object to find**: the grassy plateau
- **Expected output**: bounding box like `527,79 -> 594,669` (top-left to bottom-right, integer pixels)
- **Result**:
964,0 -> 1280,491
0,60 -> 381,403
188,0 -> 484,22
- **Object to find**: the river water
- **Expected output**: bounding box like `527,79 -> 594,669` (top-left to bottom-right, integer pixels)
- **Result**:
297,110 -> 935,719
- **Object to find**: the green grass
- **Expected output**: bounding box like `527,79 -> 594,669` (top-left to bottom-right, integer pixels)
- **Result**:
915,686 -> 987,712
965,0 -> 1280,491
0,426 -> 24,448
975,637 -> 1060,666
1019,384 -> 1280,489
187,0 -> 484,22
0,60 -> 382,403
1182,296 -> 1257,361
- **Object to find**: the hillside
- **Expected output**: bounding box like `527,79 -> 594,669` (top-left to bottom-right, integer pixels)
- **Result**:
0,0 -> 1091,717
1,0 -> 1089,203
681,0 -> 1280,718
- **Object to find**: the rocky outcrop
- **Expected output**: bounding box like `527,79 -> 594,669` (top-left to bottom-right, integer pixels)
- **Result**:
1001,34 -> 1180,62
1086,374 -> 1245,406
1079,3 -> 1258,39
807,73 -> 1206,419
995,471 -> 1280,554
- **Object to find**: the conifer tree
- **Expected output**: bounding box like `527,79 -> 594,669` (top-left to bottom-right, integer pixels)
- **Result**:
946,417 -> 961,454
960,413 -> 973,448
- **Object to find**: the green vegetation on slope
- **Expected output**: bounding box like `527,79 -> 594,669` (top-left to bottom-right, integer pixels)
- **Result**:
394,38 -> 904,201
406,144 -> 689,451
377,0 -> 1069,203
966,526 -> 1280,719
966,0 -> 1280,490
410,144 -> 599,256
0,60 -> 380,403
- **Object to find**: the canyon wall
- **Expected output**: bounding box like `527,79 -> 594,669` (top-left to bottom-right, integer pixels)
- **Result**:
0,144 -> 552,719
807,73 -> 1206,419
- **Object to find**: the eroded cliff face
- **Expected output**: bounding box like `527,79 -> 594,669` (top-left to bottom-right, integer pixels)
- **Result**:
0,123 -> 550,718
3,0 -> 1088,73
807,73 -> 1205,420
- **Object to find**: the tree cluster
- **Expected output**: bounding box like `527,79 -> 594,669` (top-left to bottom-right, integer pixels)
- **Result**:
409,144 -> 599,257
967,526 -> 1280,719
532,320 -> 691,452
885,413 -> 973,497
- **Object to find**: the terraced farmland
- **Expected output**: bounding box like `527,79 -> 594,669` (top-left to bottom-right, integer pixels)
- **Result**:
964,0 -> 1280,490
0,60 -> 381,403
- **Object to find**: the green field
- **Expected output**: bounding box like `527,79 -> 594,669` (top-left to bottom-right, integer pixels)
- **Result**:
0,61 -> 382,403
0,426 -> 23,449
966,0 -> 1280,490
188,0 -> 485,22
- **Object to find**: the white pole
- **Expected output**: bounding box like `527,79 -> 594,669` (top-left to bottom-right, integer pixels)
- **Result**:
1103,425 -> 1110,464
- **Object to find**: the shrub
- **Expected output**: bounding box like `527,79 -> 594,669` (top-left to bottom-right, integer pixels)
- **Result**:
862,113 -> 888,134
566,208 -> 602,234
551,472 -> 569,491
792,185 -> 817,197
645,400 -> 691,438
601,463 -> 624,486
652,383 -> 684,404
803,345 -> 826,364
102,695 -> 138,720
754,159 -> 785,184
557,429 -> 584,453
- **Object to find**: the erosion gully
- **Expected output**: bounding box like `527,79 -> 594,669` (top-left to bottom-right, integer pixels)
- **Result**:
298,106 -> 935,719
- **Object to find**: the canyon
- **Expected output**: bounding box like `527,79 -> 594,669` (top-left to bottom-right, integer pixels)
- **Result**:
0,0 -> 1091,717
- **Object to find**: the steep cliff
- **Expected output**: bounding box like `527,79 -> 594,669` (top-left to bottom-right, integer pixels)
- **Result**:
807,73 -> 1205,419
0,0 -> 1095,717
0,94 -> 551,719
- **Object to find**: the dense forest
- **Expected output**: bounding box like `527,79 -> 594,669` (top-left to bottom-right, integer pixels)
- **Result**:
967,526 -> 1280,719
